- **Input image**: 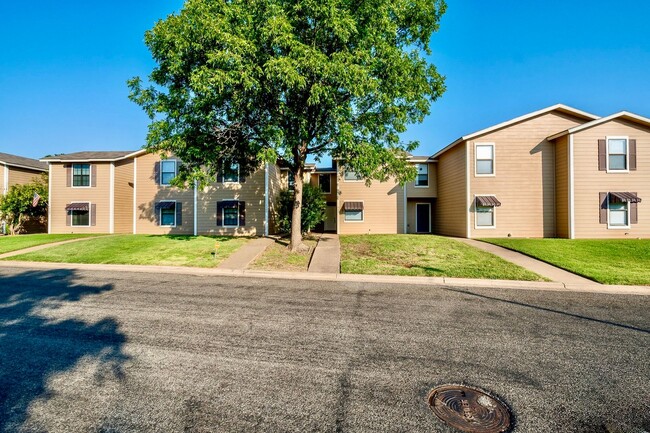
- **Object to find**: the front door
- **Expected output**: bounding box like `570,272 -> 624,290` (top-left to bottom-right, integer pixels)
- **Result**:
324,204 -> 337,232
416,203 -> 431,233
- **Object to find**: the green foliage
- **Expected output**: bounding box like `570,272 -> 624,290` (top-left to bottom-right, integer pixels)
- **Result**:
0,174 -> 48,235
277,183 -> 326,234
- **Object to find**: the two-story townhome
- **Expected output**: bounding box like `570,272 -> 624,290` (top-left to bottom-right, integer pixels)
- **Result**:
1,152 -> 49,233
43,150 -> 283,236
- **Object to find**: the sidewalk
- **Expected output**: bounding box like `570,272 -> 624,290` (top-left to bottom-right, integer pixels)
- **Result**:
456,238 -> 596,285
216,237 -> 273,270
308,233 -> 340,273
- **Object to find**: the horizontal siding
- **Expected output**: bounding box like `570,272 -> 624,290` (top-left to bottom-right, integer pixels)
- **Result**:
555,135 -> 569,238
8,166 -> 43,187
405,162 -> 437,198
573,119 -> 650,238
114,160 -> 134,234
0,164 -> 5,193
435,143 -> 466,237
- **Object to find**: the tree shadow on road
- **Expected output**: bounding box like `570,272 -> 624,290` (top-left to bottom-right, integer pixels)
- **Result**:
0,268 -> 129,432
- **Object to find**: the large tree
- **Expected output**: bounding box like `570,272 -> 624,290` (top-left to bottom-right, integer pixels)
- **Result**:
0,175 -> 48,235
129,0 -> 446,251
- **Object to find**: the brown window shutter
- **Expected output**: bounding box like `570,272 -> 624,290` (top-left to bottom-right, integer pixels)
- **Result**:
154,161 -> 161,185
238,201 -> 246,227
599,193 -> 608,224
631,192 -> 638,224
91,164 -> 97,187
629,139 -> 637,171
66,206 -> 72,226
91,204 -> 97,226
216,171 -> 223,183
216,202 -> 224,226
154,202 -> 161,226
598,139 -> 606,171
176,202 -> 182,226
66,165 -> 71,187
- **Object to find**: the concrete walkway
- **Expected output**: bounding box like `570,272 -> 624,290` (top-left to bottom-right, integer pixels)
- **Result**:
308,233 -> 340,273
217,237 -> 273,270
0,236 -> 105,260
456,238 -> 597,285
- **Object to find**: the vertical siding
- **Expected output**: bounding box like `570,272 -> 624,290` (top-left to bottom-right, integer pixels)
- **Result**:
114,159 -> 134,234
573,119 -> 650,238
337,165 -> 400,234
467,112 -> 585,238
49,162 -> 111,233
405,162 -> 438,197
554,135 -> 569,238
435,144 -> 467,237
135,153 -> 194,235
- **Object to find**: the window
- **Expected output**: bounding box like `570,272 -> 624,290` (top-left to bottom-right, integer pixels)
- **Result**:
72,164 -> 91,187
223,207 -> 238,226
608,201 -> 629,227
223,163 -> 239,183
476,206 -> 495,227
159,202 -> 176,226
475,144 -> 494,176
415,164 -> 429,187
71,209 -> 90,226
319,174 -> 331,193
344,169 -> 363,181
344,210 -> 363,221
607,138 -> 628,171
160,160 -> 176,185
288,171 -> 295,191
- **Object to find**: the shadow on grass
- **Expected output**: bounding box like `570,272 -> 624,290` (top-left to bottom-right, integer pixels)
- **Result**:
0,269 -> 129,431
159,234 -> 244,243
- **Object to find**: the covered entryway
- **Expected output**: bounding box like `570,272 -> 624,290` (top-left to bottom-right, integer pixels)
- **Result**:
416,203 -> 431,233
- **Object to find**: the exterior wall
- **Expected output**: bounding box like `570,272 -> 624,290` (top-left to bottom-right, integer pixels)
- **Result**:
467,111 -> 585,238
196,164 -> 266,236
406,199 -> 435,234
134,153 -> 194,235
0,164 -> 5,194
267,163 -> 283,234
8,166 -> 44,187
396,185 -> 406,234
405,162 -> 438,198
49,162 -> 111,234
572,119 -> 650,238
435,143 -> 467,237
337,165 -> 400,234
555,135 -> 570,238
310,172 -> 337,203
114,159 -> 134,234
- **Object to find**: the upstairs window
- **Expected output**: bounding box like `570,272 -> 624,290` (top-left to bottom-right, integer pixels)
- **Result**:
475,144 -> 495,176
223,163 -> 239,183
344,169 -> 363,181
607,138 -> 628,171
160,160 -> 177,186
72,164 -> 91,187
319,174 -> 331,193
415,164 -> 429,187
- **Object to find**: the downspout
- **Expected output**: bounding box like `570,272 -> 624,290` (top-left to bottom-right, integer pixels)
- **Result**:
2,163 -> 8,195
264,163 -> 269,237
568,134 -> 575,239
193,180 -> 198,236
47,163 -> 52,234
466,142 -> 472,238
109,162 -> 115,234
133,157 -> 137,234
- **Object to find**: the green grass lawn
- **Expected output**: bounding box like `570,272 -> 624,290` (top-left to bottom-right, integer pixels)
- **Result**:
249,236 -> 318,272
5,235 -> 250,268
340,234 -> 545,281
0,234 -> 98,254
482,238 -> 650,285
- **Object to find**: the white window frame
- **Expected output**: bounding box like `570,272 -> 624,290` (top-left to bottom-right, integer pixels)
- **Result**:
606,136 -> 629,173
607,197 -> 630,229
414,164 -> 429,188
343,201 -> 364,222
343,169 -> 363,182
474,195 -> 496,229
475,143 -> 495,177
222,163 -> 240,184
319,174 -> 331,194
222,200 -> 240,227
71,163 -> 92,188
160,160 -> 177,186
159,200 -> 177,227
70,201 -> 91,227
415,202 -> 432,233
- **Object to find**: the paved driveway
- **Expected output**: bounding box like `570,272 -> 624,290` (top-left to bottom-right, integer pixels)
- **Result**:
0,266 -> 648,433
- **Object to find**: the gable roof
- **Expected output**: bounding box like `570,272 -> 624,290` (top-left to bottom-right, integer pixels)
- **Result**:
0,152 -> 48,171
41,150 -> 142,162
547,111 -> 650,140
432,104 -> 600,159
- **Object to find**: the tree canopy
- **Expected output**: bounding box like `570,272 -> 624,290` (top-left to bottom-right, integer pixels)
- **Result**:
129,0 -> 446,248
0,175 -> 48,235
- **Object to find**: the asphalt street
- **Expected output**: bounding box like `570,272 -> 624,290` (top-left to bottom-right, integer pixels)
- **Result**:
0,266 -> 648,433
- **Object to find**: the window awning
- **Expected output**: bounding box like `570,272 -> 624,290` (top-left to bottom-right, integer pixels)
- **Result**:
476,196 -> 501,207
343,201 -> 364,211
156,201 -> 176,209
610,192 -> 642,204
65,203 -> 89,211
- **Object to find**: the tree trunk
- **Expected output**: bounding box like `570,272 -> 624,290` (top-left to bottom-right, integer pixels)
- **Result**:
289,165 -> 308,252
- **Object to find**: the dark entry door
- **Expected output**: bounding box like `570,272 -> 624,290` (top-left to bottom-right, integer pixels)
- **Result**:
416,203 -> 431,233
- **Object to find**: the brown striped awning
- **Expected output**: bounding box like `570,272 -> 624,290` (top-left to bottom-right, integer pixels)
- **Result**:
65,203 -> 89,211
343,201 -> 364,211
476,196 -> 501,207
609,192 -> 642,204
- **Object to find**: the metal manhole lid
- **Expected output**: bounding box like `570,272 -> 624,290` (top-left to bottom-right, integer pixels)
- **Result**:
427,385 -> 512,433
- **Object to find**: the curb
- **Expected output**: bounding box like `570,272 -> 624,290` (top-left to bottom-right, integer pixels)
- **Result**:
1,260 -> 648,296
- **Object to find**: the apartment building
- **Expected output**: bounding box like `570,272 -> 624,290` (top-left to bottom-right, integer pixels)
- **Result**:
1,152 -> 49,233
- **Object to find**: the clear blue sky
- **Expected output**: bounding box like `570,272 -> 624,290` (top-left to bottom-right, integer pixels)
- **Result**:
1,1 -> 649,161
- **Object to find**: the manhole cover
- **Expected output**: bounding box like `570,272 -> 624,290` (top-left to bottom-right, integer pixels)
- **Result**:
427,385 -> 512,433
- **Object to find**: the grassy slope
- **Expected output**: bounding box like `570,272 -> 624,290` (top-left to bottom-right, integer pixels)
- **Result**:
7,235 -> 250,268
249,237 -> 318,272
483,238 -> 650,285
0,234 -> 97,254
340,234 -> 545,281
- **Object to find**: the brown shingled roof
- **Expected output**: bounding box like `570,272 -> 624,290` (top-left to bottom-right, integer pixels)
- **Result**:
0,152 -> 48,171
40,150 -> 140,162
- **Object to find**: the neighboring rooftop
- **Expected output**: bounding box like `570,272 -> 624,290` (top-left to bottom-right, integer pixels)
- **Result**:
41,150 -> 141,162
0,152 -> 48,171
547,111 -> 650,140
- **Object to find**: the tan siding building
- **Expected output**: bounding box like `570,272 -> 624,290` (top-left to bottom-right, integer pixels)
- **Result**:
434,143 -> 467,237
1,153 -> 49,233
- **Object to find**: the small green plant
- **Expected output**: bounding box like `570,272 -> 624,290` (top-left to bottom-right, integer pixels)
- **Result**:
277,183 -> 326,235
0,174 -> 48,235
